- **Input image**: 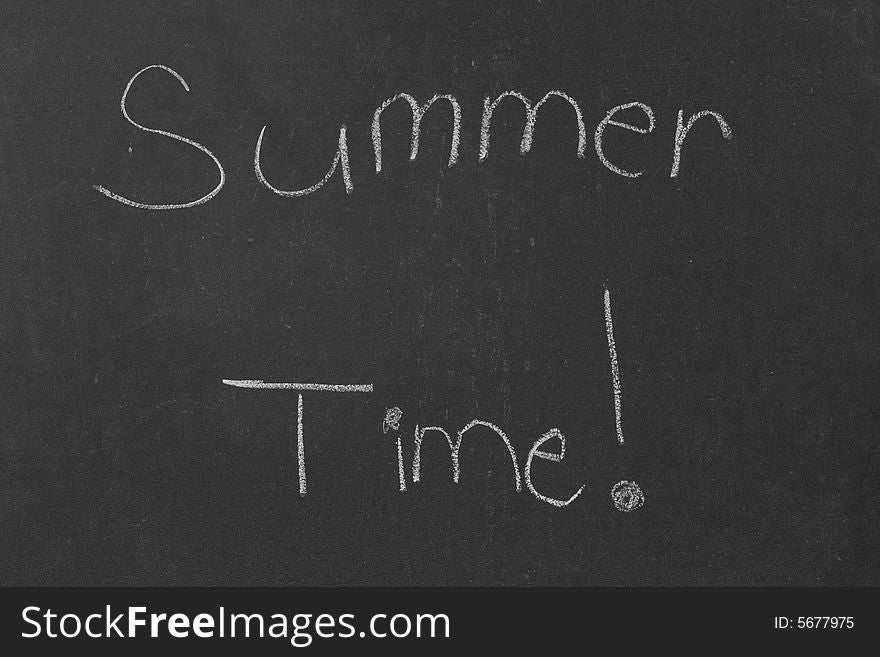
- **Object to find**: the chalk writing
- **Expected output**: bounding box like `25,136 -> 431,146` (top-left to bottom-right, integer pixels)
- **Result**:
603,286 -> 624,445
382,407 -> 403,434
610,480 -> 644,512
254,125 -> 354,197
670,109 -> 733,177
479,90 -> 587,161
222,288 -> 643,511
93,64 -> 226,209
594,102 -> 655,178
372,93 -> 461,172
222,380 -> 373,392
94,65 -> 733,209
525,429 -> 585,507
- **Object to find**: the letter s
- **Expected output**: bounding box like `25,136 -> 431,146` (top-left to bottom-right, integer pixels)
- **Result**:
93,64 -> 225,209
22,606 -> 41,638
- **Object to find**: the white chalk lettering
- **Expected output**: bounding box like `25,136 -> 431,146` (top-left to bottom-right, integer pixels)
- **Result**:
222,380 -> 372,392
254,124 -> 353,196
524,428 -> 585,507
412,425 -> 456,483
412,420 -> 521,492
594,101 -> 655,177
604,286 -> 625,444
384,407 -> 407,493
222,378 -> 374,496
93,64 -> 226,209
297,393 -> 306,496
479,90 -> 586,161
670,109 -> 733,177
372,93 -> 461,172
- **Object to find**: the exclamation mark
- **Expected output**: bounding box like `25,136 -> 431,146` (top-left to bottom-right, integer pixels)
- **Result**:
604,286 -> 644,513
297,393 -> 306,496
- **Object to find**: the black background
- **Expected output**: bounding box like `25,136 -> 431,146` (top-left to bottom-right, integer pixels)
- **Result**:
1,1 -> 877,586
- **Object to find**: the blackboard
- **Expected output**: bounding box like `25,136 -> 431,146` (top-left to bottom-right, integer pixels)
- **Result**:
1,0 -> 877,587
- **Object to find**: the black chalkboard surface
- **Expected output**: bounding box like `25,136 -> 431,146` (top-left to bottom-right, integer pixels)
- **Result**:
1,1 -> 877,586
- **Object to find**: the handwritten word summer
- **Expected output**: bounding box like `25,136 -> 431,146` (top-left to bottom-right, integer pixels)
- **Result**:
93,64 -> 733,210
